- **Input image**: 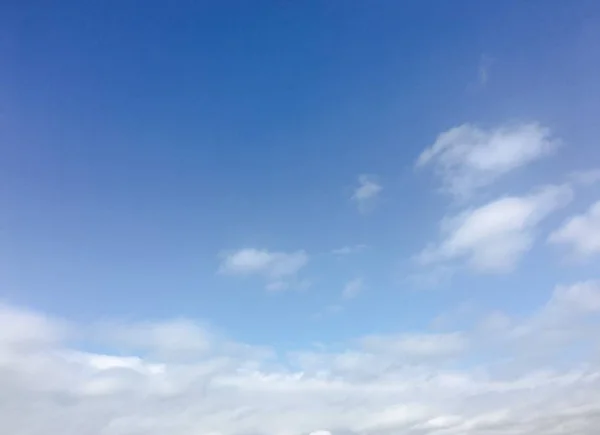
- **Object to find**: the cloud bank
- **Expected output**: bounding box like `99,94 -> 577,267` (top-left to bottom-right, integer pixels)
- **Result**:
2,281 -> 600,435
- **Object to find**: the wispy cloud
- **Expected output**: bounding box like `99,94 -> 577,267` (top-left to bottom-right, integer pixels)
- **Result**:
417,184 -> 573,272
477,54 -> 494,87
219,248 -> 308,290
568,168 -> 600,186
331,244 -> 368,256
416,123 -> 558,199
351,174 -> 382,213
549,200 -> 600,260
342,278 -> 363,300
480,281 -> 600,350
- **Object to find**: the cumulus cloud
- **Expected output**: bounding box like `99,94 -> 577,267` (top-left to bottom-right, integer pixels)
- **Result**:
416,123 -> 558,198
1,281 -> 600,435
351,175 -> 382,212
549,200 -> 600,259
219,248 -> 308,290
418,184 -> 573,272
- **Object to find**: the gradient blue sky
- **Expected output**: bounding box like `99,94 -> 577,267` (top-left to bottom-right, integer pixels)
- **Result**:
1,2 -> 600,434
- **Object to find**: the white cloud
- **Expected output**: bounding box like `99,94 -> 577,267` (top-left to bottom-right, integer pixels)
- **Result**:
550,280 -> 600,313
418,184 -> 573,272
526,281 -> 600,335
219,248 -> 308,290
1,282 -> 600,435
342,278 -> 363,300
549,200 -> 600,259
478,281 -> 600,356
351,175 -> 382,212
416,123 -> 558,198
97,319 -> 212,358
0,303 -> 66,348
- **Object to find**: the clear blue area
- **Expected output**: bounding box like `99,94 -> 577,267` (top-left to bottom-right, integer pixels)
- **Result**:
1,1 -> 599,348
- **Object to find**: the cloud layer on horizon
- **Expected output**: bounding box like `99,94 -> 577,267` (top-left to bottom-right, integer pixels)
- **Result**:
1,280 -> 600,435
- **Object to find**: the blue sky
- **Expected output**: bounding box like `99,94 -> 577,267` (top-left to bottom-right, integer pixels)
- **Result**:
1,1 -> 600,434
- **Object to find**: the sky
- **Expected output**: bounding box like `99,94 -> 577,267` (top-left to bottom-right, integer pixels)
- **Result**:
1,1 -> 600,434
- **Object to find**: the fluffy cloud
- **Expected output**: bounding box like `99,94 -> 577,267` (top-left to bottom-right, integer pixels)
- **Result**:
549,200 -> 600,259
351,175 -> 382,212
1,282 -> 600,434
416,123 -> 557,198
0,303 -> 66,347
418,184 -> 573,272
219,248 -> 308,290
